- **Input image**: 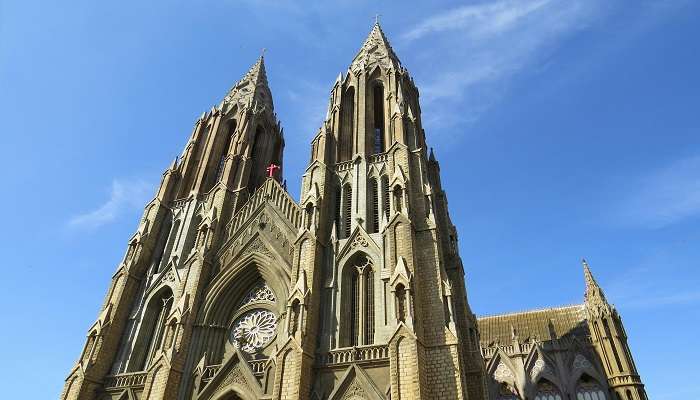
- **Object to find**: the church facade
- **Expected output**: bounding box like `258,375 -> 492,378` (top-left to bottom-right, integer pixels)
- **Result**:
61,24 -> 647,400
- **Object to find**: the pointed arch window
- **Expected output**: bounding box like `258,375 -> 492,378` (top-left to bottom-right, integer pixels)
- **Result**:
603,319 -> 624,372
395,284 -> 406,323
335,185 -> 342,236
393,185 -> 404,213
339,87 -> 355,162
138,288 -> 174,370
576,375 -> 607,400
250,126 -> 270,190
368,177 -> 379,233
214,119 -> 236,184
382,176 -> 390,219
534,380 -> 563,400
343,254 -> 375,346
343,184 -> 352,238
372,83 -> 385,154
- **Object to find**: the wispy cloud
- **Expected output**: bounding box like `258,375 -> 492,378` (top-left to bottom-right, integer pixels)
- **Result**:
67,178 -> 153,230
401,0 -> 554,43
399,0 -> 604,132
614,156 -> 700,228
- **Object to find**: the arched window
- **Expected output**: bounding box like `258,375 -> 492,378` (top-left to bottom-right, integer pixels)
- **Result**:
289,299 -> 300,336
382,176 -> 390,218
138,288 -> 174,370
343,254 -> 375,346
150,216 -> 172,274
343,184 -> 352,238
335,185 -> 342,236
365,268 -> 374,344
496,383 -> 520,400
625,390 -> 633,400
534,380 -> 563,400
576,375 -> 607,400
250,126 -> 271,190
214,119 -> 236,184
305,203 -> 313,231
372,83 -> 385,154
603,319 -> 624,372
157,219 -> 180,273
393,185 -> 404,213
395,284 -> 406,323
368,177 -> 379,233
339,87 -> 355,162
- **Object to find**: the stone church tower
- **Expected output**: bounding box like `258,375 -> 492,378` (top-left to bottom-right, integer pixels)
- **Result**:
62,23 -> 646,400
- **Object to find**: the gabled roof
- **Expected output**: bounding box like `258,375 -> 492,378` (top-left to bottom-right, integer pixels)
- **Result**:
478,305 -> 587,346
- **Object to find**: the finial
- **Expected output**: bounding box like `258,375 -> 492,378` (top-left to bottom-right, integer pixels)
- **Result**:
375,13 -> 380,25
429,147 -> 436,161
261,47 -> 266,58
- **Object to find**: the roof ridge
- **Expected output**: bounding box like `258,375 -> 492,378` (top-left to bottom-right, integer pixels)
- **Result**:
477,304 -> 584,320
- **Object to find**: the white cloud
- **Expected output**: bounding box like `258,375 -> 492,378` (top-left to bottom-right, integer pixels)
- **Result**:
401,0 -> 554,43
615,156 -> 700,228
399,0 -> 604,132
68,178 -> 153,230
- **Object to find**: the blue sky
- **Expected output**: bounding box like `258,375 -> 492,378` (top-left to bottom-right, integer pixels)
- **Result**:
1,0 -> 698,398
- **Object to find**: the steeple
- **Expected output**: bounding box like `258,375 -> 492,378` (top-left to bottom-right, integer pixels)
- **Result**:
350,22 -> 402,73
583,259 -> 607,306
222,55 -> 273,112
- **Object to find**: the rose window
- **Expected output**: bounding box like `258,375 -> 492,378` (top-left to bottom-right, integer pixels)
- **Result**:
230,309 -> 277,353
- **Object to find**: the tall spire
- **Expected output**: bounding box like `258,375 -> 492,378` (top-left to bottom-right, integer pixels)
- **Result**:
350,22 -> 402,73
222,55 -> 272,110
583,259 -> 607,305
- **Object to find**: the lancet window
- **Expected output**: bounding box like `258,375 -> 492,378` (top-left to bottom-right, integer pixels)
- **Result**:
534,380 -> 563,400
576,376 -> 607,400
344,254 -> 375,346
343,184 -> 352,238
372,83 -> 385,154
369,177 -> 379,233
214,119 -> 236,184
139,287 -> 174,370
339,87 -> 355,162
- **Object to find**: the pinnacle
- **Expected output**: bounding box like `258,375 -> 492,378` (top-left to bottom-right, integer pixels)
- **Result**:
582,259 -> 607,304
350,21 -> 402,71
222,55 -> 272,109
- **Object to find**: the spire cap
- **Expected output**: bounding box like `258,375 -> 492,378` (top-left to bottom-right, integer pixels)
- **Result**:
350,22 -> 402,73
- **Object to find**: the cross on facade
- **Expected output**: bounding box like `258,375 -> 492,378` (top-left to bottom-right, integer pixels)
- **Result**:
266,163 -> 280,178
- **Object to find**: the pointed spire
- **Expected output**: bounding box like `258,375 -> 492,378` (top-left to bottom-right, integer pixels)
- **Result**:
222,56 -> 272,110
429,147 -> 436,162
350,22 -> 402,72
583,259 -> 607,305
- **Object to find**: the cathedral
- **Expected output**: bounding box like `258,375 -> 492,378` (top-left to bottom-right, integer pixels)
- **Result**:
62,24 -> 648,400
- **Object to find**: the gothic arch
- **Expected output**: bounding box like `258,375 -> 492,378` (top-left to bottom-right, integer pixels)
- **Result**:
524,346 -> 563,395
200,251 -> 289,327
337,252 -> 377,347
487,349 -> 522,399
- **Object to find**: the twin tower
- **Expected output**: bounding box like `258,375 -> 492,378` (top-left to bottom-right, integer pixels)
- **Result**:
62,24 -> 646,400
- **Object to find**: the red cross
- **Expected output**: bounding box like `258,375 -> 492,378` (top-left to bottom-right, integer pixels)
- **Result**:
266,163 -> 280,178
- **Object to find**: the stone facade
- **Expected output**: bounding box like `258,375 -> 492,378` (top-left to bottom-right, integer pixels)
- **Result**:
62,24 -> 647,400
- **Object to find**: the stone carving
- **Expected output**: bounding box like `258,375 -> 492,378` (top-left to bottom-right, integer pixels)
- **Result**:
342,380 -> 366,400
494,362 -> 514,381
573,354 -> 592,371
230,309 -> 277,353
351,235 -> 369,248
530,358 -> 553,379
238,282 -> 276,308
164,270 -> 176,283
241,237 -> 273,258
213,365 -> 248,396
